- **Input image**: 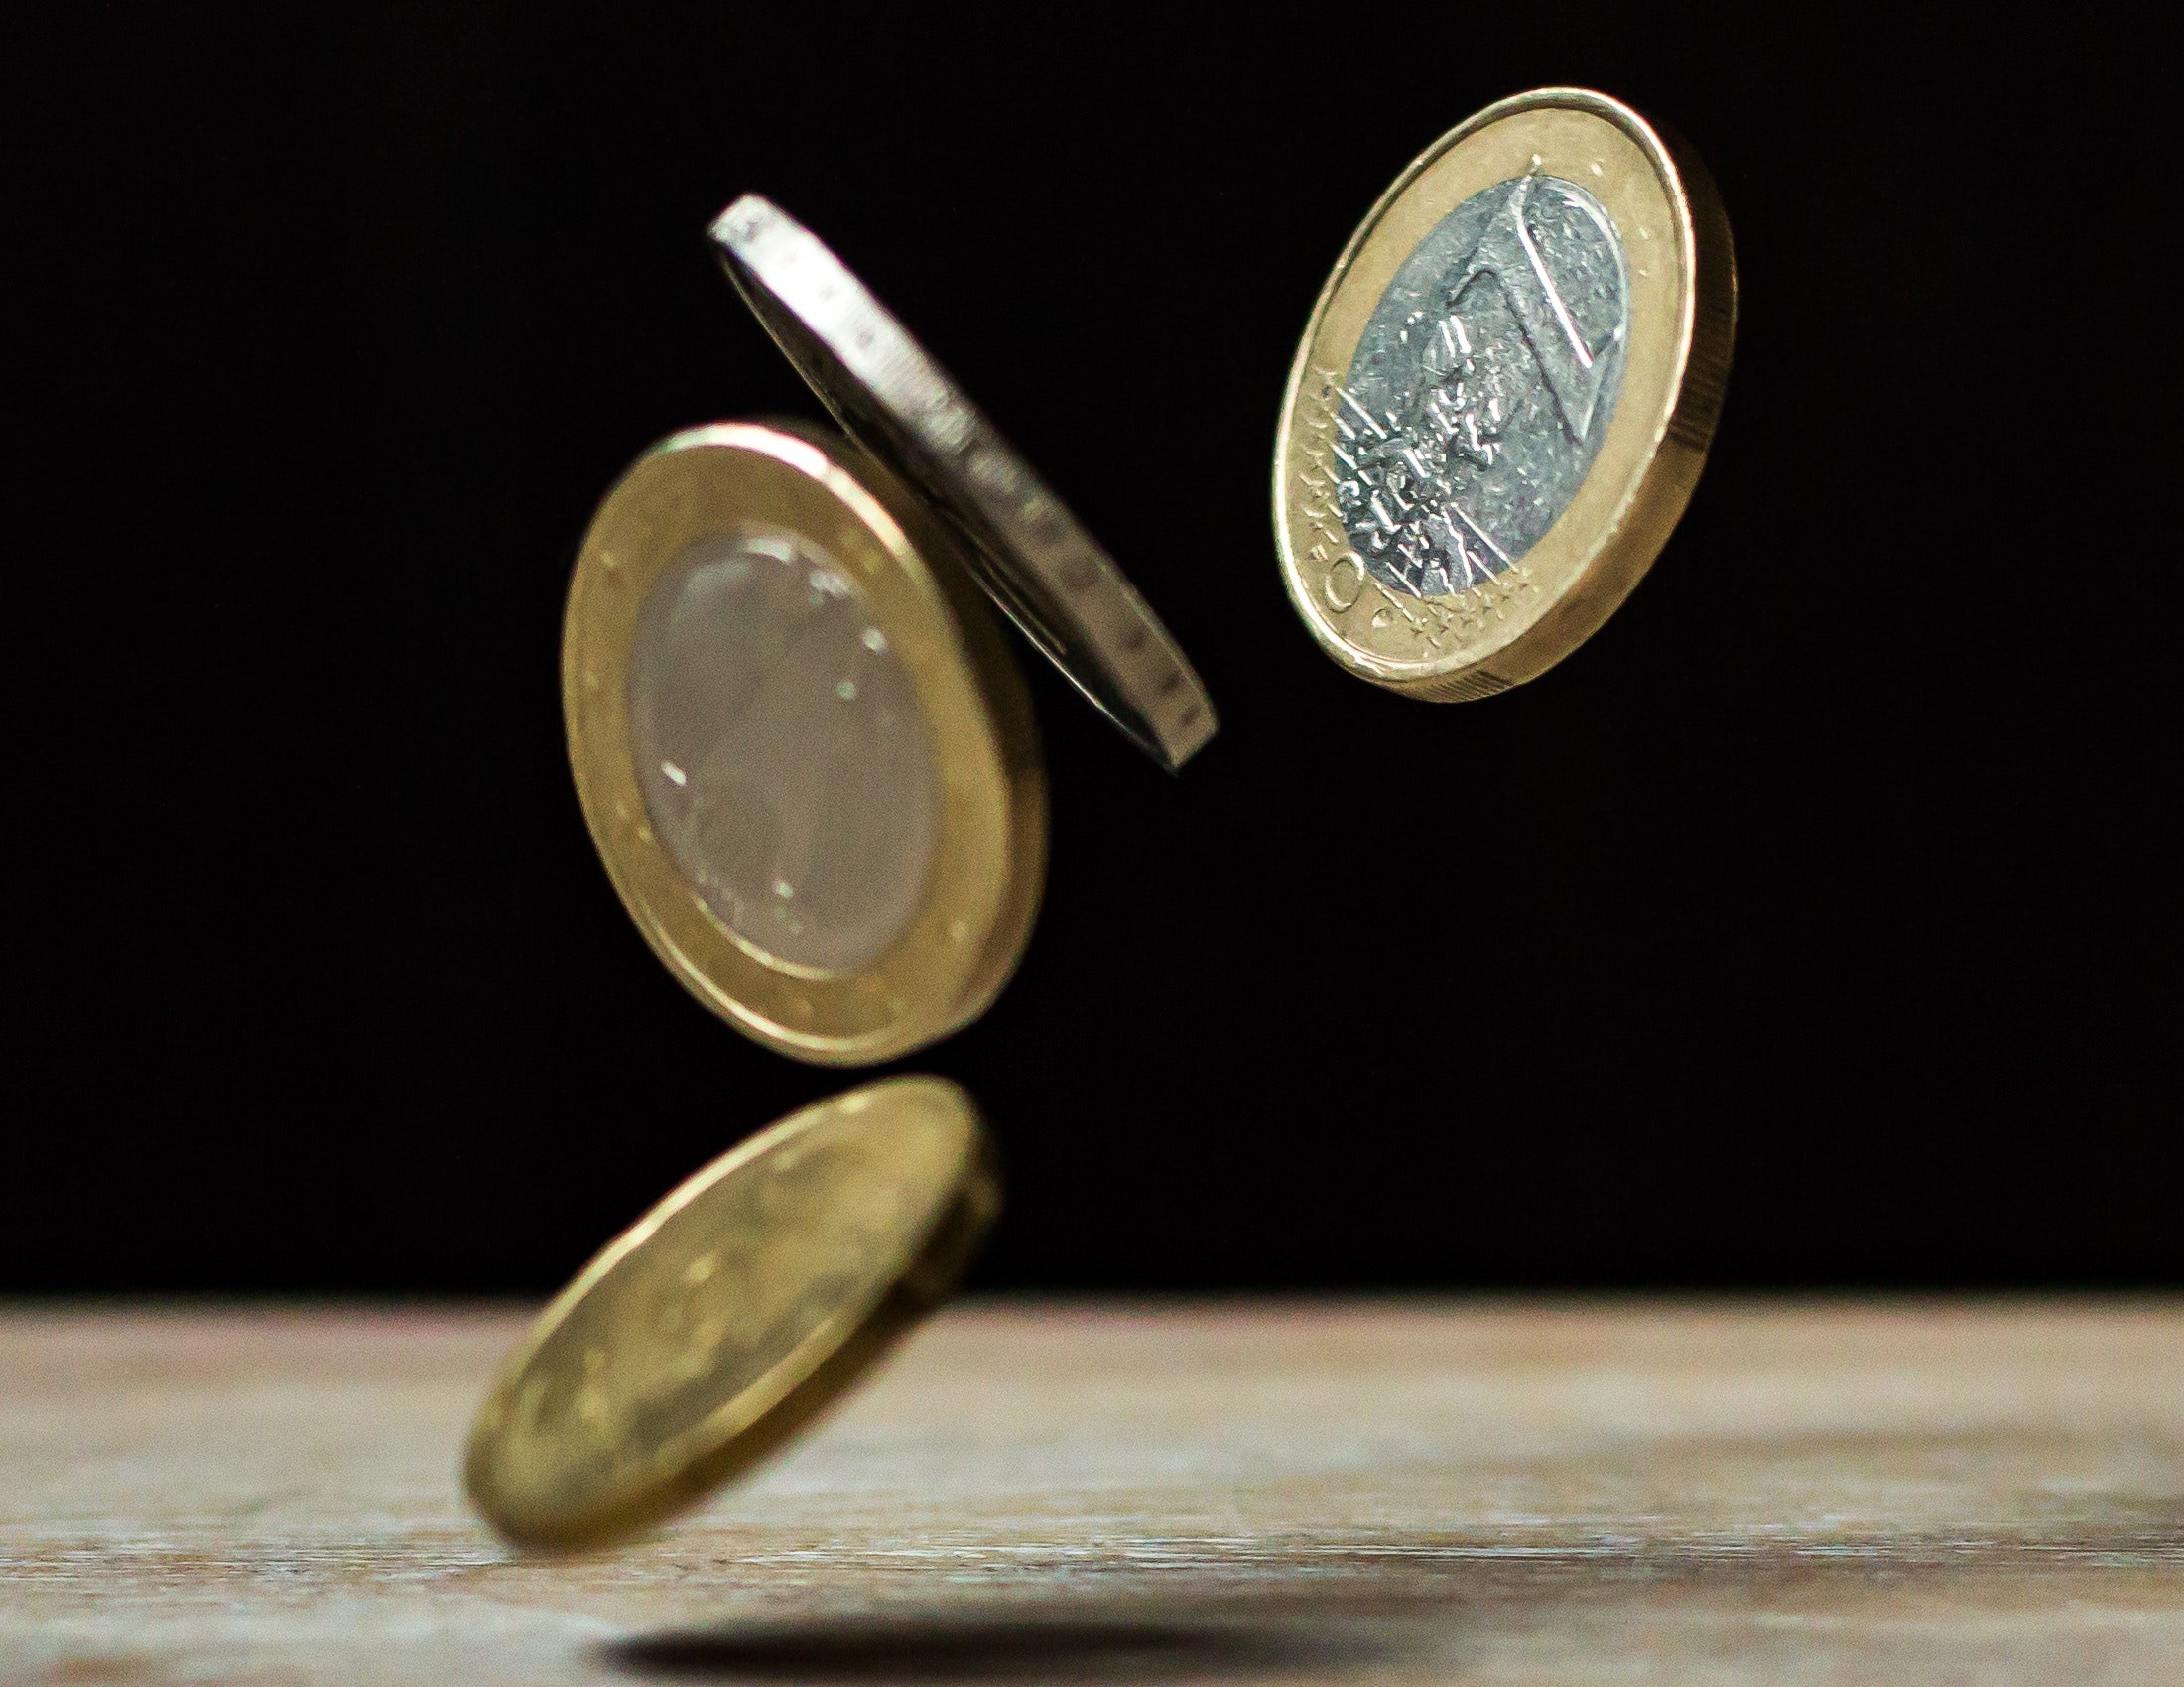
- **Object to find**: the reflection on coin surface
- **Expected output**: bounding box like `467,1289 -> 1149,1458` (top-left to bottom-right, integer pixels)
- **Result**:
711,195 -> 1217,771
564,421 -> 1046,1066
1275,89 -> 1736,700
629,527 -> 938,973
464,1075 -> 998,1549
1340,173 -> 1628,598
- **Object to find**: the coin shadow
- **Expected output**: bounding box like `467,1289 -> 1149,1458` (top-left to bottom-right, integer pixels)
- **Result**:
603,1603 -> 1405,1683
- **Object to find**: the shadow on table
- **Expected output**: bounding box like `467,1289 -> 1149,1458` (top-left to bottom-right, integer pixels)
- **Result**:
605,1604 -> 1406,1682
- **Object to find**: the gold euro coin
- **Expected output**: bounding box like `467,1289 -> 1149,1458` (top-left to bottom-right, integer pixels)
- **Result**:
563,420 -> 1046,1067
1274,88 -> 1737,699
463,1075 -> 997,1549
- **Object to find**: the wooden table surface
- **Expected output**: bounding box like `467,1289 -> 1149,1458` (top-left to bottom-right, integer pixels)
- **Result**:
3,1300 -> 2179,1684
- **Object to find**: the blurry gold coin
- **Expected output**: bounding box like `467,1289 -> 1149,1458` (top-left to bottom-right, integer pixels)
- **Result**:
464,1075 -> 997,1549
563,421 -> 1045,1067
1274,88 -> 1736,699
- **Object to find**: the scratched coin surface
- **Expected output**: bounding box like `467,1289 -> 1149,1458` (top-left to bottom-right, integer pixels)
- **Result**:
712,194 -> 1217,771
1275,88 -> 1736,700
464,1076 -> 998,1549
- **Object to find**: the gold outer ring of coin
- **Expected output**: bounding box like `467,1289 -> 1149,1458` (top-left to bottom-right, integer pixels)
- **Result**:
464,1075 -> 1000,1550
563,419 -> 1046,1066
1273,88 -> 1737,700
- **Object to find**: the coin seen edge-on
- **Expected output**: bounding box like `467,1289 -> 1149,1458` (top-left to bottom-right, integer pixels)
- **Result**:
711,195 -> 1218,770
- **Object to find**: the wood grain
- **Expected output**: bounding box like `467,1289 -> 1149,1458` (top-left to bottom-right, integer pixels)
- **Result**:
3,1300 -> 2179,1684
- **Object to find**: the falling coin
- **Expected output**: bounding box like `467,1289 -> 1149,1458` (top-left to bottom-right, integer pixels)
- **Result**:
713,195 -> 1217,770
562,420 -> 1045,1066
1274,88 -> 1737,700
464,1075 -> 998,1549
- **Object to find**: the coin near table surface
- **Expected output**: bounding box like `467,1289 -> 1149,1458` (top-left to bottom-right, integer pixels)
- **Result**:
711,194 -> 1217,772
464,1075 -> 999,1550
563,419 -> 1045,1067
1275,88 -> 1736,700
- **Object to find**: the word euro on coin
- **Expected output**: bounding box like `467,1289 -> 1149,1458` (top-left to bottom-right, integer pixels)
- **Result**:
1274,88 -> 1736,700
465,1075 -> 998,1549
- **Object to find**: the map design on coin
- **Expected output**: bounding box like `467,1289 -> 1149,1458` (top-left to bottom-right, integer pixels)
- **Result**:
1325,172 -> 1628,598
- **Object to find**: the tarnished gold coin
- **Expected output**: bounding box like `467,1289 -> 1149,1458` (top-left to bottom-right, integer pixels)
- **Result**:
464,1075 -> 998,1549
563,420 -> 1045,1066
1274,88 -> 1736,699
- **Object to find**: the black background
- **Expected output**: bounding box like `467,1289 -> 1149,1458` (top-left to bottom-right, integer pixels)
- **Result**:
16,5 -> 2176,1294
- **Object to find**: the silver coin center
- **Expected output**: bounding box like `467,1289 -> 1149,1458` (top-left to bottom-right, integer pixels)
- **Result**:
1332,172 -> 1628,598
628,529 -> 938,973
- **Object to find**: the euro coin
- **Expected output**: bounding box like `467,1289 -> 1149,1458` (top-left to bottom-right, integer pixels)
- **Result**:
1274,88 -> 1736,699
712,195 -> 1217,771
464,1076 -> 998,1549
562,419 -> 1045,1067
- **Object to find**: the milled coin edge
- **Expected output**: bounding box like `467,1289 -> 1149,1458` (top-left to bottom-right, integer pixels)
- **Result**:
711,195 -> 1218,770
